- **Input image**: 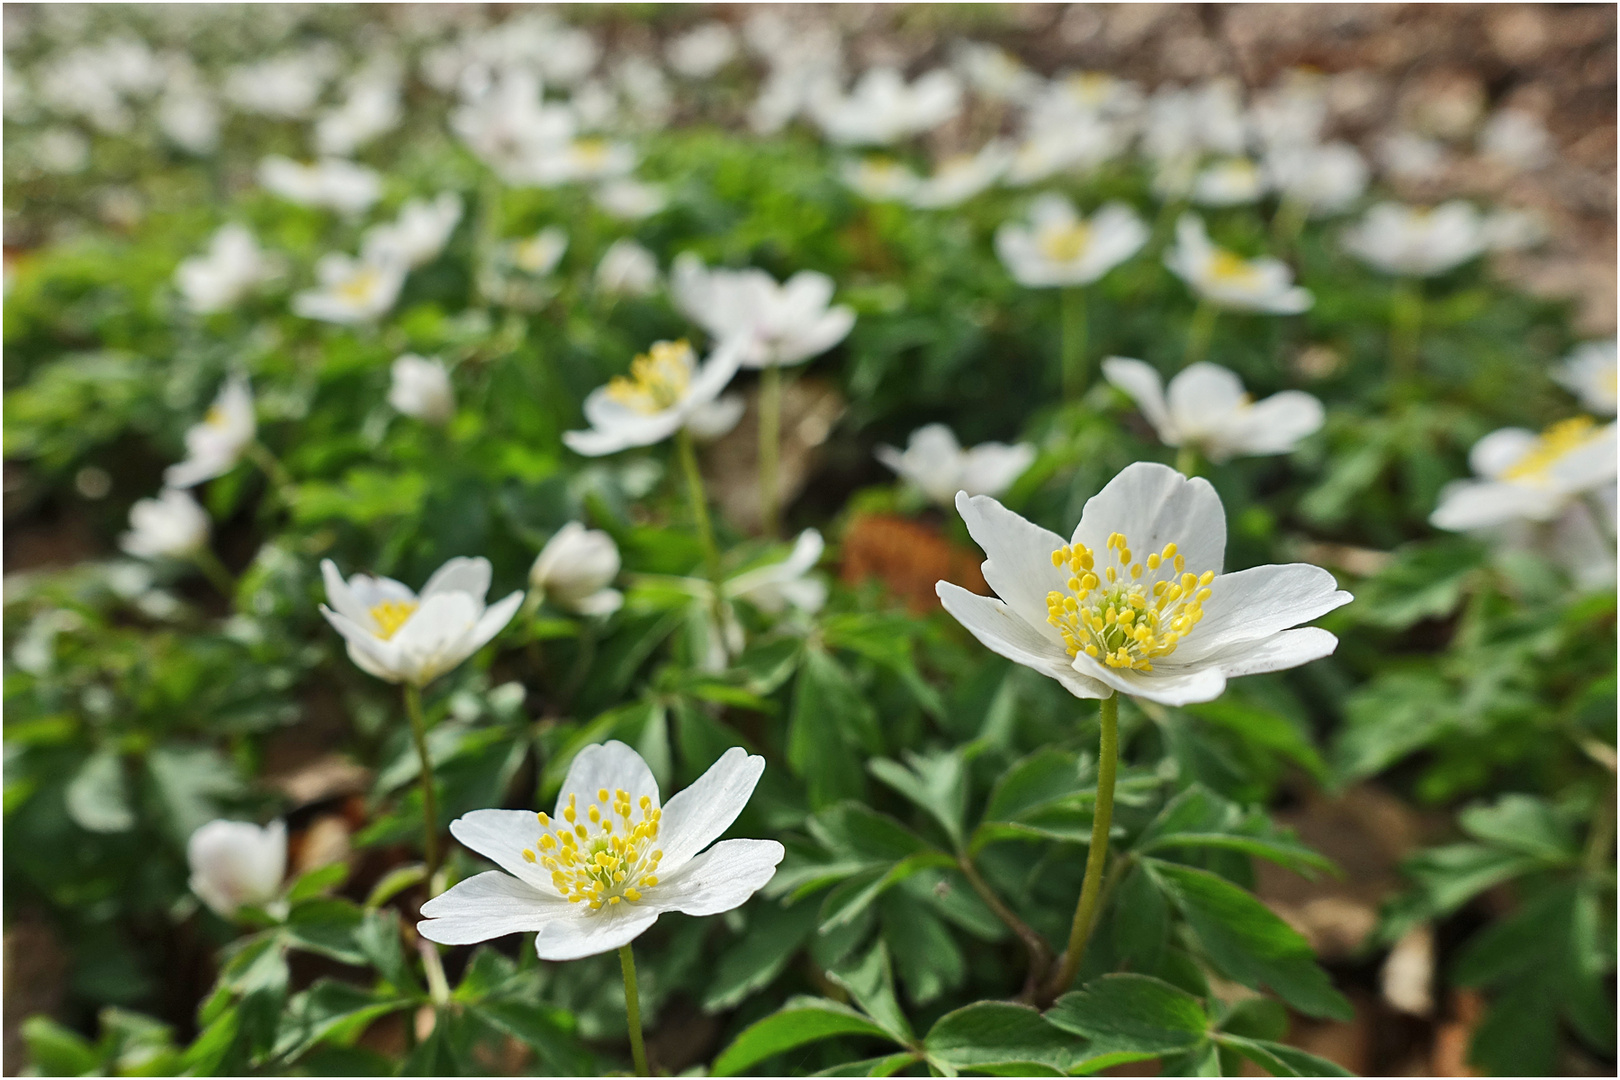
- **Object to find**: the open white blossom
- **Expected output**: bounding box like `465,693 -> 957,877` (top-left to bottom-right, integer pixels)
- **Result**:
120,488 -> 211,560
1555,341 -> 1618,416
223,48 -> 335,119
501,227 -> 567,278
1102,358 -> 1325,463
670,255 -> 854,369
418,742 -> 783,961
1142,81 -> 1247,166
1191,157 -> 1267,207
362,193 -> 463,268
1340,201 -> 1487,278
158,75 -> 221,156
1431,419 -> 1618,531
906,142 -> 1011,209
292,253 -> 407,325
937,463 -> 1351,705
953,42 -> 1041,104
726,528 -> 828,616
564,339 -> 742,456
594,178 -> 667,220
451,69 -> 576,183
188,819 -> 287,919
995,195 -> 1147,288
667,22 -> 738,79
388,355 -> 454,424
1265,141 -> 1369,218
320,557 -> 523,687
810,67 -> 962,146
596,239 -> 659,296
165,375 -> 256,488
258,156 -> 382,216
1165,215 -> 1312,314
841,157 -> 922,203
315,68 -> 403,156
1376,130 -> 1447,183
530,523 -> 623,616
176,224 -> 272,314
1005,114 -> 1130,187
876,424 -> 1035,506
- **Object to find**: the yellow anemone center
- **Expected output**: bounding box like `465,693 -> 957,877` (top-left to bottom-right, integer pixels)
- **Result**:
204,405 -> 229,428
572,139 -> 609,167
1039,222 -> 1091,263
514,238 -> 554,273
1208,250 -> 1260,285
369,599 -> 419,640
338,267 -> 381,302
1045,533 -> 1214,672
1502,416 -> 1603,483
523,789 -> 664,909
606,340 -> 694,414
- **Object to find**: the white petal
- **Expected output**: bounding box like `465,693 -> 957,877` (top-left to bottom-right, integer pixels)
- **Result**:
1431,480 -> 1563,529
1167,364 -> 1247,435
1172,563 -> 1351,663
321,560 -> 374,628
531,903 -> 661,961
955,491 -> 1071,638
555,741 -> 660,820
466,591 -> 525,652
422,556 -> 491,602
1229,391 -> 1325,456
645,838 -> 784,917
346,639 -> 404,683
1102,357 -> 1175,443
1195,626 -> 1340,678
656,748 -> 765,871
572,588 -> 624,616
1073,654 -> 1229,706
1072,462 -> 1226,575
448,810 -> 556,892
936,583 -> 1111,700
417,871 -> 572,945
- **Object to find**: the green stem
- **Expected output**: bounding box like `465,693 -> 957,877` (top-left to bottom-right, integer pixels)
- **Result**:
675,428 -> 722,589
245,441 -> 294,502
759,362 -> 782,537
1184,301 -> 1217,367
1060,286 -> 1089,400
1174,444 -> 1200,478
957,854 -> 1051,1002
1046,694 -> 1120,999
190,547 -> 237,602
619,943 -> 650,1077
403,684 -> 441,883
1271,197 -> 1308,254
1585,780 -> 1616,878
1390,278 -> 1423,379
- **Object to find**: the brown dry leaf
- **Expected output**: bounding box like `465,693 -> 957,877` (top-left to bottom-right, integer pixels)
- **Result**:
290,814 -> 352,876
1431,990 -> 1487,1077
267,754 -> 371,808
840,514 -> 988,614
1382,923 -> 1436,1018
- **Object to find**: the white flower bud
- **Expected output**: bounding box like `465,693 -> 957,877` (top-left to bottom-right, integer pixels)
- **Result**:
187,819 -> 286,919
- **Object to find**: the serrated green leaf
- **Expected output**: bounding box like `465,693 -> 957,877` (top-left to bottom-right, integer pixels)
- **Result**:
711,998 -> 903,1077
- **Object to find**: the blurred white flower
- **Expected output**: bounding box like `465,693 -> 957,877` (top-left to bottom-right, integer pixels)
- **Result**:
451,69 -> 576,182
906,141 -> 1011,209
671,255 -> 854,369
1005,113 -> 1130,186
1248,71 -> 1329,153
840,157 -> 922,202
418,742 -> 782,960
1341,201 -> 1487,277
388,355 -> 454,424
518,138 -> 638,188
509,226 -> 569,276
995,195 -> 1148,288
1102,357 -> 1325,463
176,224 -> 272,314
876,424 -> 1035,506
1431,418 -> 1618,531
156,64 -> 220,156
1142,80 -> 1247,164
32,127 -> 90,175
1555,341 -> 1618,416
223,48 -> 336,119
1478,108 -> 1552,171
953,42 -> 1041,104
685,394 -> 746,442
810,67 -> 962,146
320,556 -> 523,687
315,70 -> 403,156
292,253 -> 407,325
564,339 -> 742,456
1265,141 -> 1369,218
120,488 -> 210,560
726,528 -> 828,615
530,522 -> 623,616
1480,207 -> 1548,253
165,375 -> 256,488
1190,157 -> 1267,207
258,156 -> 382,216
1165,215 -> 1312,314
614,54 -> 674,127
596,239 -> 659,296
188,819 -> 287,919
594,178 -> 667,220
667,22 -> 738,79
1376,130 -> 1447,183
363,193 -> 463,268
937,463 -> 1351,705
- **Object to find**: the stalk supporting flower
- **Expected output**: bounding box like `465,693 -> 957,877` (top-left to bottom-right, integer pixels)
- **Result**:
1390,279 -> 1424,378
404,684 -> 441,882
759,362 -> 783,536
676,427 -> 723,589
619,943 -> 650,1077
1046,693 -> 1119,999
1175,444 -> 1200,477
1060,286 -> 1089,399
1185,301 -> 1217,366
192,547 -> 239,601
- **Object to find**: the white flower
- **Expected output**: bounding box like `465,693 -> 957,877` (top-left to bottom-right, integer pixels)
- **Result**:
1248,72 -> 1328,153
292,253 -> 407,325
223,48 -> 335,119
165,375 -> 256,488
564,339 -> 742,456
670,255 -> 854,370
120,488 -> 211,560
1376,130 -> 1447,183
840,157 -> 922,202
1142,81 -> 1247,164
258,156 -> 382,216
188,819 -> 287,919
1102,358 -> 1325,463
810,67 -> 963,146
938,465 -> 1350,705
953,43 -> 1042,104
1340,201 -> 1488,278
594,178 -> 667,220
1005,114 -> 1130,187
363,193 -> 463,268
176,224 -> 272,314
515,138 -> 638,189
667,22 -> 738,79
876,424 -> 1035,506
1165,215 -> 1312,314
1265,141 -> 1369,218
418,741 -> 783,961
531,523 -> 623,616
157,85 -> 221,156
725,528 -> 828,616
995,195 -> 1148,288
451,69 -> 576,182
1430,419 -> 1618,531
388,355 -> 455,424
1478,108 -> 1551,171
32,127 -> 90,175
906,141 -> 1011,209
320,557 -> 524,687
507,226 -> 569,276
315,74 -> 403,156
1480,208 -> 1547,253
596,239 -> 659,296
1191,157 -> 1267,207
1555,341 -> 1618,416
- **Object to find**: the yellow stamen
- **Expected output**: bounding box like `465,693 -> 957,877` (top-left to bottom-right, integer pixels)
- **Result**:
1044,533 -> 1216,672
368,599 -> 419,640
605,340 -> 695,414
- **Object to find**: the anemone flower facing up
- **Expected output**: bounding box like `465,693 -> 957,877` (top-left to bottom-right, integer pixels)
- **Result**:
292,252 -> 408,325
876,423 -> 1035,507
1165,214 -> 1312,365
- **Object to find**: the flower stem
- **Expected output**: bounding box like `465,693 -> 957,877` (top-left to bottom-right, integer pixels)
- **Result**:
403,684 -> 441,884
1174,444 -> 1201,478
675,428 -> 722,589
759,362 -> 782,538
956,854 -> 1051,1002
1584,779 -> 1615,878
245,441 -> 295,504
1046,693 -> 1119,999
191,547 -> 237,602
1271,197 -> 1308,254
1184,301 -> 1217,367
1060,286 -> 1089,400
1390,278 -> 1424,379
618,943 -> 650,1077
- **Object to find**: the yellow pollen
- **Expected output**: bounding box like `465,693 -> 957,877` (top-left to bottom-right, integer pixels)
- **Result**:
605,340 -> 695,414
1501,417 -> 1603,483
1208,249 -> 1260,285
368,599 -> 419,640
204,405 -> 229,429
1045,534 -> 1214,672
337,266 -> 381,302
1038,221 -> 1091,262
530,786 -> 664,911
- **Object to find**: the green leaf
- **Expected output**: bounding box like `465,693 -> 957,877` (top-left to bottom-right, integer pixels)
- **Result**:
65,748 -> 134,833
711,998 -> 902,1077
146,745 -> 243,843
1185,700 -> 1328,783
474,1000 -> 593,1075
1135,787 -> 1334,878
1215,1034 -> 1354,1076
1046,974 -> 1207,1069
817,851 -> 953,931
704,901 -> 821,1012
21,1015 -> 100,1076
810,1051 -> 921,1077
283,899 -> 366,966
1402,843 -> 1544,918
354,909 -> 420,996
1144,859 -> 1352,1020
828,943 -> 913,1043
790,649 -> 874,808
1334,672 -> 1456,782
179,1004 -> 241,1076
881,892 -> 966,1006
868,748 -> 967,850
285,862 -> 350,905
364,863 -> 428,910
924,1001 -> 1079,1074
980,749 -> 1086,825
1457,794 -> 1578,863
271,980 -> 409,1061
